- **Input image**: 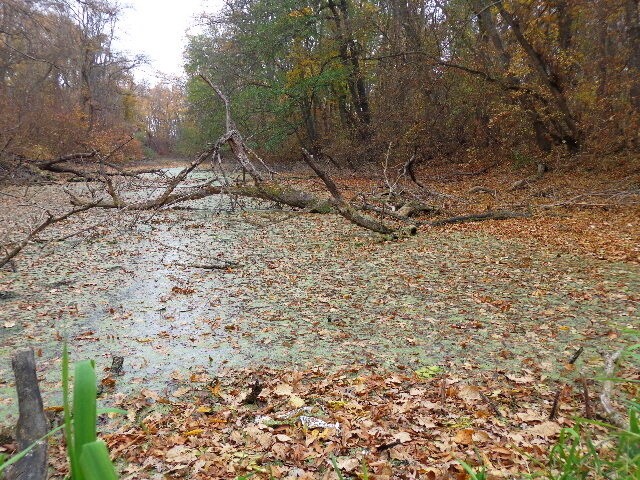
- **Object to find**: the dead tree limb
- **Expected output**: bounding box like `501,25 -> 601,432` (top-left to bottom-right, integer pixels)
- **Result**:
402,152 -> 419,185
198,74 -> 276,180
359,204 -> 424,226
0,203 -> 98,269
71,85 -> 396,235
186,262 -> 240,270
469,186 -> 497,195
429,210 -> 531,226
198,73 -> 236,134
550,346 -> 583,420
302,148 -> 396,234
37,150 -> 97,169
5,349 -> 49,480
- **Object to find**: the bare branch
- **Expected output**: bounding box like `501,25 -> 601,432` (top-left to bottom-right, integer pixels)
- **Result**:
0,202 -> 99,269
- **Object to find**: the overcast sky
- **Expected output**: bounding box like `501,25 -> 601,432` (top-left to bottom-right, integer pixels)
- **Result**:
114,0 -> 222,85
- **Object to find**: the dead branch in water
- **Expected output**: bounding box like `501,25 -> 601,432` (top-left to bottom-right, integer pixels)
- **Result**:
0,202 -> 98,269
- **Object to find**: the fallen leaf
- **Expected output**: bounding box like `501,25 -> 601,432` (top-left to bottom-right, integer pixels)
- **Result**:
140,388 -> 159,400
393,431 -> 412,443
528,421 -> 561,438
336,457 -> 360,472
453,428 -> 474,445
457,385 -> 482,403
273,383 -> 293,396
415,365 -> 443,379
516,411 -> 546,422
172,387 -> 190,397
506,373 -> 535,384
165,445 -> 197,463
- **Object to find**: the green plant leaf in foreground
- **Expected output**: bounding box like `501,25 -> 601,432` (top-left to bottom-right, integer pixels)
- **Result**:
79,441 -> 118,480
73,360 -> 98,480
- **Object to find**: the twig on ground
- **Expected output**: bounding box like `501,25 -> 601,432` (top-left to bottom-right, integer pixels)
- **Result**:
550,346 -> 583,420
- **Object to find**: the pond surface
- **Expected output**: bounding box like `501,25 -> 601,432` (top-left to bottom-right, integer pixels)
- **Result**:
0,175 -> 638,424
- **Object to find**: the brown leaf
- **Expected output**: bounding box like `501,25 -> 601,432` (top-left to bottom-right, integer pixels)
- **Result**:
393,431 -> 412,443
527,421 -> 561,438
165,445 -> 197,464
453,428 -> 474,445
457,385 -> 482,403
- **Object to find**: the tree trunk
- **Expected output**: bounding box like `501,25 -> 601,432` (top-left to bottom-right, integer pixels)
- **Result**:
5,349 -> 49,480
497,2 -> 581,151
626,0 -> 640,111
327,0 -> 372,139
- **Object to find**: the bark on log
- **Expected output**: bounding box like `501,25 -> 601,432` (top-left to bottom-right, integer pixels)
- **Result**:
5,349 -> 49,480
429,210 -> 530,226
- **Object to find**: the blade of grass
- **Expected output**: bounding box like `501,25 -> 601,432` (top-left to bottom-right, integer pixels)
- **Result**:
330,455 -> 345,480
62,342 -> 80,480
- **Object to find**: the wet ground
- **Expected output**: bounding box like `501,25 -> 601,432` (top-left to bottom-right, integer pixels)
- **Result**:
0,172 -> 638,425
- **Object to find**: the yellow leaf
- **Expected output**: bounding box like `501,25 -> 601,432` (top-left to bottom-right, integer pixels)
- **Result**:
208,380 -> 221,397
289,395 -> 305,408
184,428 -> 204,436
197,406 -> 212,413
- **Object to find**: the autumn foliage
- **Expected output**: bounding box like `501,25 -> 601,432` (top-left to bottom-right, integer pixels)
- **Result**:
183,0 -> 640,163
0,0 -> 143,165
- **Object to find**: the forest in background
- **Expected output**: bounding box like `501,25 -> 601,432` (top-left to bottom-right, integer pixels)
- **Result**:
0,0 -> 184,165
2,0 -> 640,169
183,0 -> 640,164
